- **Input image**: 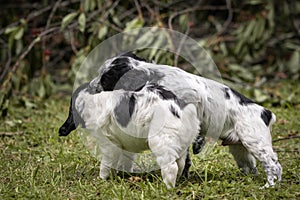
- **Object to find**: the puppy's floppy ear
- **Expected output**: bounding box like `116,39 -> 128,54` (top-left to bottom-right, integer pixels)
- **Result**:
59,83 -> 89,136
59,98 -> 76,136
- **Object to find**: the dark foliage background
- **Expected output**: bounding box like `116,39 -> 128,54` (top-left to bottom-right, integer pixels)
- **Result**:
0,0 -> 299,116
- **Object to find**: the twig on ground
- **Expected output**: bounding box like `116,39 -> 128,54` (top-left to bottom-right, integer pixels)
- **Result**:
274,149 -> 300,153
0,132 -> 23,137
273,135 -> 300,143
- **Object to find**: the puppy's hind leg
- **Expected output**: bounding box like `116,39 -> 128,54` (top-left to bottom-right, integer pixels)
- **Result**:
118,151 -> 135,173
149,135 -> 179,188
229,144 -> 257,174
98,144 -> 123,180
161,161 -> 179,189
99,160 -> 111,180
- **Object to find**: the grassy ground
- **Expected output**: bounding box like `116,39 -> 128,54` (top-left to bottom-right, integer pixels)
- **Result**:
0,96 -> 299,199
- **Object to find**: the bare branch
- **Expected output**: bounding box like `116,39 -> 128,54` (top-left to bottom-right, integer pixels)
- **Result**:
0,49 -> 12,83
168,5 -> 228,30
42,0 -> 63,73
174,25 -> 190,67
217,0 -> 233,36
134,0 -> 144,20
0,0 -> 81,35
69,31 -> 78,54
11,27 -> 60,75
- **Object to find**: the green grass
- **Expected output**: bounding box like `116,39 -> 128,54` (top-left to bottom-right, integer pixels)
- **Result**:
0,97 -> 299,199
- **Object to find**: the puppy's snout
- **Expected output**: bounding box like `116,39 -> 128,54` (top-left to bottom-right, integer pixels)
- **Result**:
58,126 -> 68,136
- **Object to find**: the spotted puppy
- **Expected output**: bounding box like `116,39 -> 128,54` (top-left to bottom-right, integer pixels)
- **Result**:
89,53 -> 282,188
59,83 -> 199,188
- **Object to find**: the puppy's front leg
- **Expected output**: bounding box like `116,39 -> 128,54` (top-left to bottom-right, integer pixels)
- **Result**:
161,161 -> 178,189
99,160 -> 111,180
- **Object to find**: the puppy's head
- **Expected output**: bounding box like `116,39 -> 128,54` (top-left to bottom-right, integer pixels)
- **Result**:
59,83 -> 89,136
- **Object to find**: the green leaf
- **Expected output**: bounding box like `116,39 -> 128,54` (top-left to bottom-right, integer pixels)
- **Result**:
98,25 -> 108,40
90,0 -> 96,11
255,17 -> 266,40
14,27 -> 24,40
83,0 -> 90,12
136,31 -> 155,47
234,40 -> 244,55
8,33 -> 15,50
38,83 -> 46,98
15,39 -> 23,55
244,20 -> 255,38
179,14 -> 188,27
288,51 -> 300,73
33,36 -> 41,43
24,99 -> 37,109
254,89 -> 268,103
5,26 -> 18,34
0,90 -> 6,109
112,16 -> 122,27
78,13 -> 86,32
61,12 -> 78,31
247,0 -> 264,5
20,18 -> 27,25
149,33 -> 165,59
125,17 -> 144,31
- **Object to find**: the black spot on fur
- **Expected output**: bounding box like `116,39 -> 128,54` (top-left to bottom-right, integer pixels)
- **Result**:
192,134 -> 206,154
261,109 -> 272,126
129,95 -> 136,118
134,83 -> 146,92
100,57 -> 133,91
100,54 -> 163,92
169,105 -> 180,118
147,84 -> 177,100
224,88 -> 230,99
146,83 -> 186,107
114,94 -> 136,127
230,88 -> 254,105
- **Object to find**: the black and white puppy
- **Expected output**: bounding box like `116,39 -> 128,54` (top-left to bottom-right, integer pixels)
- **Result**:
59,83 -> 199,188
89,53 -> 282,188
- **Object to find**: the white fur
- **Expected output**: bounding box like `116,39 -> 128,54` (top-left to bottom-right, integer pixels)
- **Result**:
90,55 -> 282,188
75,87 -> 199,188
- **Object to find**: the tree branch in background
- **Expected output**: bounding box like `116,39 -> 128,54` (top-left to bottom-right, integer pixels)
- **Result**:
42,0 -> 63,74
168,5 -> 228,30
174,24 -> 190,67
134,0 -> 144,20
217,0 -> 233,36
3,27 -> 61,88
